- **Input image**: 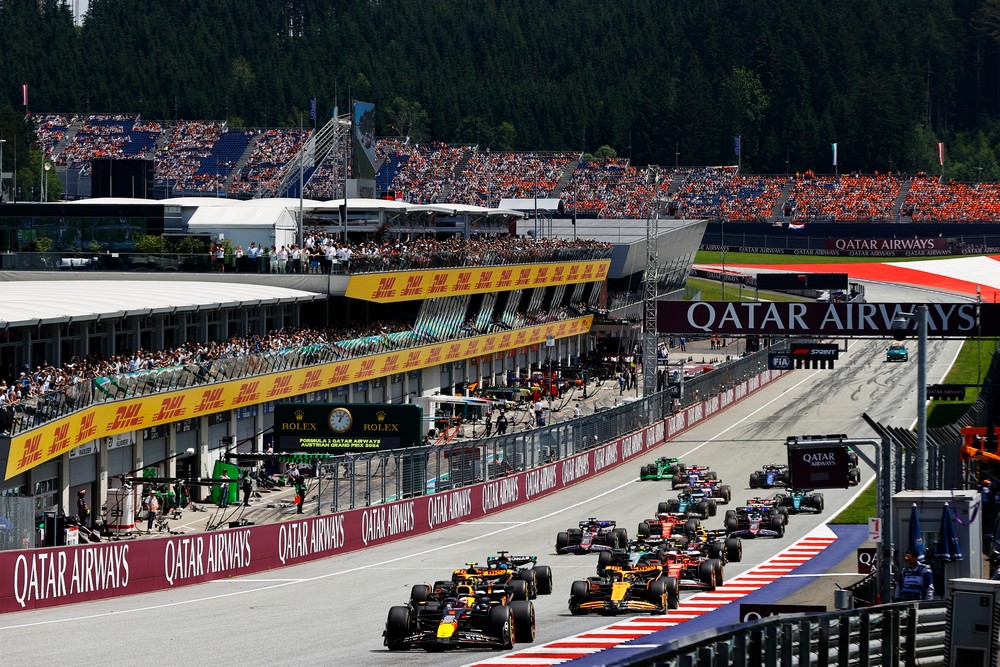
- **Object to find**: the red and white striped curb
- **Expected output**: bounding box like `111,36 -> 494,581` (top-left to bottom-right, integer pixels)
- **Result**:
461,525 -> 838,667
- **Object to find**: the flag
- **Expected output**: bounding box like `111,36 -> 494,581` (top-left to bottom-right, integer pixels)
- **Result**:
909,503 -> 926,562
734,135 -> 741,157
788,221 -> 806,231
22,84 -> 27,107
832,143 -> 838,167
938,142 -> 944,167
309,98 -> 316,122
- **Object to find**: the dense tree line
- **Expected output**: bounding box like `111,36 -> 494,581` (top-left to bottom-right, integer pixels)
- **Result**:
4,0 -> 1000,180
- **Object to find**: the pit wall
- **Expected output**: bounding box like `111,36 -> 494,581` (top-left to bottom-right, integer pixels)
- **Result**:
0,368 -> 786,613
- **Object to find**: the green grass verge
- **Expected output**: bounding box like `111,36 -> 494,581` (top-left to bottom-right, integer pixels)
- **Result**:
685,276 -> 808,303
829,481 -> 878,524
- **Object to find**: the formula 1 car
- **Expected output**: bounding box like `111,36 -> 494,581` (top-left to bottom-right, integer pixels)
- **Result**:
659,549 -> 725,591
384,583 -> 535,651
556,518 -> 628,554
740,496 -> 791,524
483,551 -> 554,596
637,513 -> 700,539
683,527 -> 743,565
657,489 -> 717,518
444,563 -> 534,601
748,464 -> 790,489
681,479 -> 733,503
773,490 -> 825,514
568,566 -> 679,615
639,457 -> 683,481
724,505 -> 785,539
597,538 -> 674,572
671,465 -> 719,489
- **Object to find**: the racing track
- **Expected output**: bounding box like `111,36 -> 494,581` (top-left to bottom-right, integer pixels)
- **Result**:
0,282 -> 966,667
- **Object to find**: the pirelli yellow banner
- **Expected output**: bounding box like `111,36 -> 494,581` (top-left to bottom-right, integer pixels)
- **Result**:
345,260 -> 610,303
5,316 -> 593,479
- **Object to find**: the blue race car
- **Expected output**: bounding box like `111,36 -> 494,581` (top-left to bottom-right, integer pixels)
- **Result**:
724,505 -> 785,539
749,464 -> 789,489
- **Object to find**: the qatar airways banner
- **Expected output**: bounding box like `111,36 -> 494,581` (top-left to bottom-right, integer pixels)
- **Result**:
0,369 -> 785,613
659,301 -> 1000,337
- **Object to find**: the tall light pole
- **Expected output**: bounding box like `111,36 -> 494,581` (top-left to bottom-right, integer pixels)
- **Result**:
0,138 -> 5,203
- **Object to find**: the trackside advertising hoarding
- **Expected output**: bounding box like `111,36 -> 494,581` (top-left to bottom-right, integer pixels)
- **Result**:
0,368 -> 785,613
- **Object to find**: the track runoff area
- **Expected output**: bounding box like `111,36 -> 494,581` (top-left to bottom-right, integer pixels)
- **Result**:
460,255 -> 992,667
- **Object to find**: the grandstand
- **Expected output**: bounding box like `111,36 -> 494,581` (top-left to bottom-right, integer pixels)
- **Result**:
31,112 -> 1000,224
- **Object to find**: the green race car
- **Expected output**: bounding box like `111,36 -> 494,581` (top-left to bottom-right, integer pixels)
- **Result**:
639,457 -> 683,481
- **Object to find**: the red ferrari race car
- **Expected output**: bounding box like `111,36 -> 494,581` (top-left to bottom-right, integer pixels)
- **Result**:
636,513 -> 701,540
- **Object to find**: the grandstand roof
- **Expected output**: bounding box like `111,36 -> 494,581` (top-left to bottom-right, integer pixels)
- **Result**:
0,281 -> 324,328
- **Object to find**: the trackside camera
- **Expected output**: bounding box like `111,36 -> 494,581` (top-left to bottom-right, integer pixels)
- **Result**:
891,315 -> 910,341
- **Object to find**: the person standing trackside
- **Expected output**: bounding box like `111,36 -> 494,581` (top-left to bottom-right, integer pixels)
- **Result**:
294,477 -> 306,514
496,411 -> 508,436
144,489 -> 159,533
895,548 -> 934,601
218,470 -> 230,509
241,474 -> 253,507
76,490 -> 90,528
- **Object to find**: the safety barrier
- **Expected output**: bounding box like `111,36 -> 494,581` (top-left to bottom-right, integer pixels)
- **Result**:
603,601 -> 948,667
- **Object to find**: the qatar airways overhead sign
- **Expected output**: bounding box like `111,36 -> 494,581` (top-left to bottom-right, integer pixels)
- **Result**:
658,302 -> 1000,337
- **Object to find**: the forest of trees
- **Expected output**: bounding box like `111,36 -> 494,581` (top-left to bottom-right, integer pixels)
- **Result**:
5,0 -> 1000,181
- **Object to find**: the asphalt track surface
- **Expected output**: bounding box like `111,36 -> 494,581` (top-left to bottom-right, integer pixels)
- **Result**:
0,283 -> 966,666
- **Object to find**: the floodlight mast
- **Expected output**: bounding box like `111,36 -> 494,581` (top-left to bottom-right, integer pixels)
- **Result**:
642,167 -> 660,399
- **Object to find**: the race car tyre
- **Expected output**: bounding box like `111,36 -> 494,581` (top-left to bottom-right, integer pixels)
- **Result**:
647,578 -> 668,614
555,531 -> 570,553
409,584 -> 430,606
708,541 -> 724,561
657,501 -> 669,514
613,527 -> 629,547
510,600 -> 536,643
710,558 -> 724,587
664,575 -> 680,609
725,516 -> 739,533
813,493 -> 825,511
772,516 -> 785,535
570,580 -> 590,609
638,521 -> 651,538
726,537 -> 743,562
385,605 -> 413,651
597,550 -> 614,571
697,500 -> 710,518
699,560 -> 717,590
519,568 -> 538,597
724,509 -> 737,521
772,493 -> 786,507
488,605 -> 515,649
568,528 -> 582,537
666,464 -> 680,476
640,464 -> 651,479
706,470 -> 718,481
777,473 -> 789,486
776,506 -> 790,525
848,452 -> 859,466
510,578 -> 530,601
850,468 -> 861,485
749,472 -> 761,489
685,518 -> 700,534
706,499 -> 718,517
719,485 -> 732,502
535,565 -> 553,595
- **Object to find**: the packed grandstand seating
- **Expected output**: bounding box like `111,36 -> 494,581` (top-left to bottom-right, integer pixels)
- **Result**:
30,114 -> 1000,221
